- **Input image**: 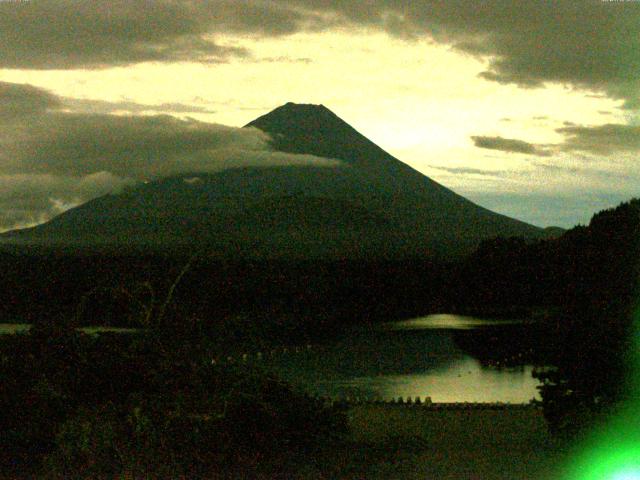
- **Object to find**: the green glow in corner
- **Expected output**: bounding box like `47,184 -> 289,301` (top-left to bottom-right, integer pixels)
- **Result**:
560,407 -> 640,480
564,439 -> 640,480
611,468 -> 640,480
563,308 -> 640,480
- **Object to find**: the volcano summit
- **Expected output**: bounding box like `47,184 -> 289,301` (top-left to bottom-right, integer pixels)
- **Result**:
2,103 -> 546,259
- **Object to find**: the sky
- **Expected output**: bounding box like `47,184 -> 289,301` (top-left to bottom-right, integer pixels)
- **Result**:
0,0 -> 639,231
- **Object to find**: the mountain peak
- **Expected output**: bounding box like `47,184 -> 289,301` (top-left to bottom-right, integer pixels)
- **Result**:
282,101 -> 327,109
245,102 -> 384,166
246,102 -> 340,130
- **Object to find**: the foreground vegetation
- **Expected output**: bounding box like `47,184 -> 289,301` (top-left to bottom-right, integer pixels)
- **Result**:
0,319 -> 347,478
0,323 -> 570,480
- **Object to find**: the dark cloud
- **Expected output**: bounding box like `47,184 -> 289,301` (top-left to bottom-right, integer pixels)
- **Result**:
529,162 -> 583,175
62,98 -> 218,115
10,112 -> 340,178
252,56 -> 313,64
477,71 -> 538,88
471,122 -> 640,162
471,135 -> 551,156
0,1 -> 240,68
2,1 -> 639,108
0,81 -> 61,117
293,1 -> 640,109
4,113 -> 269,177
429,165 -> 510,177
621,97 -> 640,110
556,124 -> 640,155
0,0 -> 330,69
0,82 -> 340,178
410,1 -> 640,108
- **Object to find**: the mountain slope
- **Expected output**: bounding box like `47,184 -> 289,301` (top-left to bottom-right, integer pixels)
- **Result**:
2,103 -> 546,259
247,102 -> 545,250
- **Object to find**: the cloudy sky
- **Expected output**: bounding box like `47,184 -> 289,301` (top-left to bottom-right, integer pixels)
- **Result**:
1,0 -> 639,231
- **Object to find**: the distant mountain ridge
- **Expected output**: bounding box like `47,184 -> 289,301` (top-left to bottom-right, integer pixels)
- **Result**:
2,102 -> 548,259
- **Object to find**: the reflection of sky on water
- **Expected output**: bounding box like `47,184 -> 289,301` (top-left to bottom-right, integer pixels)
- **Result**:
381,358 -> 540,403
310,358 -> 540,403
387,314 -> 525,331
263,314 -> 542,403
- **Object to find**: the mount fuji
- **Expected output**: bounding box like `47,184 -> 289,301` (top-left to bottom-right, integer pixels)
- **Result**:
2,102 -> 546,259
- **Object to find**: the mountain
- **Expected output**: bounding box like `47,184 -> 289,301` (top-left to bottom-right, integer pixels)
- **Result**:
1,103 -> 547,259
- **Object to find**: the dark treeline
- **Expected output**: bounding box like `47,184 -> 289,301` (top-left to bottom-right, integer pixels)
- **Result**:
0,251 -> 450,343
1,200 -> 637,342
454,199 -> 640,435
449,204 -> 638,318
535,199 -> 640,436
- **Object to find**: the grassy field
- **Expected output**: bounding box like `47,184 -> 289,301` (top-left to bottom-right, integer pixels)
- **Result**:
320,405 -> 571,480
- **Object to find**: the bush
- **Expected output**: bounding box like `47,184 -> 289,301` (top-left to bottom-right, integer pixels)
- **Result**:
0,318 -> 347,478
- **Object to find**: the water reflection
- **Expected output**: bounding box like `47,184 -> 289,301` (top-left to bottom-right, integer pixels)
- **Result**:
387,314 -> 525,331
263,314 -> 542,403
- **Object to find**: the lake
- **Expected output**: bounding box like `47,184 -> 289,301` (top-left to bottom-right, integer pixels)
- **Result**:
0,315 -> 544,403
261,314 -> 543,403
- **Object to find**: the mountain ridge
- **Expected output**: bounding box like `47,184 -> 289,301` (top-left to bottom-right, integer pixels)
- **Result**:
2,102 -> 548,259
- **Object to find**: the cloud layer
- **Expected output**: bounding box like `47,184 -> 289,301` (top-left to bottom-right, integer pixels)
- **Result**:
0,82 -> 340,231
0,0 -> 327,69
557,124 -> 640,155
0,173 -> 135,231
317,1 -> 640,109
2,1 -> 638,109
0,81 -> 61,117
0,0 -> 244,68
62,98 -> 218,115
471,136 -> 551,156
471,124 -> 640,159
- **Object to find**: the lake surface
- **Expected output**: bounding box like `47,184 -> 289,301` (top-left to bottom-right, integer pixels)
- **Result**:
262,314 -> 542,403
1,316 -> 543,403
